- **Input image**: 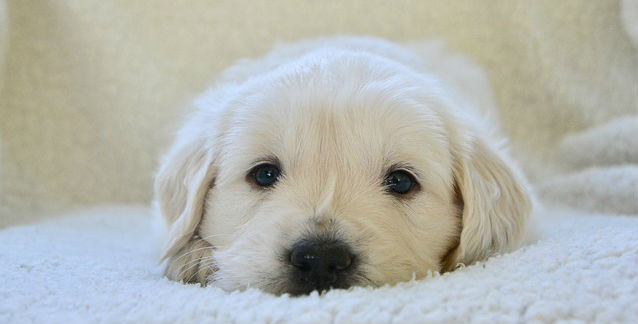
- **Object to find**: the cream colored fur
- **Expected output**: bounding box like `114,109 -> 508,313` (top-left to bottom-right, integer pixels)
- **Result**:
155,37 -> 532,294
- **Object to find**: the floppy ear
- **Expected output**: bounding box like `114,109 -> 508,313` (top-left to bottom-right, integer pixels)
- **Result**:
444,135 -> 532,270
154,129 -> 216,261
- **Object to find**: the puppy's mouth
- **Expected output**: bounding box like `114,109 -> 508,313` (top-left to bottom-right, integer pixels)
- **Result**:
278,237 -> 365,296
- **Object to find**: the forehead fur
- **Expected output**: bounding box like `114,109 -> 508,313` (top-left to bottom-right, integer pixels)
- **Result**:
211,50 -> 456,198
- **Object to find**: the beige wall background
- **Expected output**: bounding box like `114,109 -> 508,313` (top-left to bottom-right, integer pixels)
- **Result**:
1,0 -> 636,226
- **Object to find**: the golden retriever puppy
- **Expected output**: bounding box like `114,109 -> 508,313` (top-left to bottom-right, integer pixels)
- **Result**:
155,37 -> 532,295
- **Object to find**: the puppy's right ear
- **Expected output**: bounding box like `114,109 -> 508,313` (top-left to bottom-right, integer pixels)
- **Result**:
154,127 -> 216,261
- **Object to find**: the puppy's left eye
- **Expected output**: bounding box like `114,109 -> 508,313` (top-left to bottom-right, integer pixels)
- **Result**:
384,170 -> 416,195
250,163 -> 281,187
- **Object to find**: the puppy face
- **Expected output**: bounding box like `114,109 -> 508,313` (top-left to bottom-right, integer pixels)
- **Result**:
156,49 -> 531,295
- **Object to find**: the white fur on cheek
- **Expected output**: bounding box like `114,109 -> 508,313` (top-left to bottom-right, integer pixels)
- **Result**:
208,203 -> 309,292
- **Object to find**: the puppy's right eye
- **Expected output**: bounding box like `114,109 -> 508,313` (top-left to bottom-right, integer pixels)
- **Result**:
384,170 -> 416,195
250,164 -> 281,187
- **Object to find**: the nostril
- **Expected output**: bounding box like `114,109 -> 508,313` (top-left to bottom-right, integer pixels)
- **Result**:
333,254 -> 352,271
290,247 -> 316,271
326,246 -> 352,272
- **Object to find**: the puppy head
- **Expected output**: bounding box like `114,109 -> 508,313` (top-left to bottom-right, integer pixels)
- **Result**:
155,51 -> 531,295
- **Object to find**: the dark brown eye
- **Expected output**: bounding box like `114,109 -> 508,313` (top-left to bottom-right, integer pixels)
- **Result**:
384,170 -> 415,194
251,164 -> 281,187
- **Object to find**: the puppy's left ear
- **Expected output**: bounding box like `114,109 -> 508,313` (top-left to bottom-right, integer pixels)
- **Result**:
154,128 -> 216,261
444,134 -> 532,270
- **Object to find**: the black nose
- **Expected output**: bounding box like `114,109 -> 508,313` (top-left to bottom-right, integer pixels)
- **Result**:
289,240 -> 354,294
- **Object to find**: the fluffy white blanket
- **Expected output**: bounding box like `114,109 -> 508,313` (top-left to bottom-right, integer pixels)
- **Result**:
1,1 -> 637,322
1,206 -> 636,323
